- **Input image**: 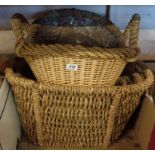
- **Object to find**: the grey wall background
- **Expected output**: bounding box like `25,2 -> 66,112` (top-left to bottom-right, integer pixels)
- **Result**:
111,6 -> 155,29
0,5 -> 155,29
0,5 -> 106,29
1,5 -> 155,56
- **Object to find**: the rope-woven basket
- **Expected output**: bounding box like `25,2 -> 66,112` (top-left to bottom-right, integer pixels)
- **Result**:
5,68 -> 154,149
11,9 -> 140,86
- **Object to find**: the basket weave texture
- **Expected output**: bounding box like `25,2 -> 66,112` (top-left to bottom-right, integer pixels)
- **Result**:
11,10 -> 140,86
5,68 -> 154,148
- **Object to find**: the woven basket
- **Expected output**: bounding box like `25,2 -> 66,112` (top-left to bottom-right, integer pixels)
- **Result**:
11,10 -> 140,86
5,68 -> 154,148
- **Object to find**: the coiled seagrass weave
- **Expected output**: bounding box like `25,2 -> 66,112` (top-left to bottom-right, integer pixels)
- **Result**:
5,68 -> 154,148
11,10 -> 140,86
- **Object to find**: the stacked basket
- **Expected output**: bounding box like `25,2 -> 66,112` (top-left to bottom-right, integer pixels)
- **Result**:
11,9 -> 140,86
6,9 -> 154,149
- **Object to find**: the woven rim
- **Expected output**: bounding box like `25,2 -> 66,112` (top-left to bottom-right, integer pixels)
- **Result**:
17,43 -> 140,62
12,12 -> 140,62
5,68 -> 154,95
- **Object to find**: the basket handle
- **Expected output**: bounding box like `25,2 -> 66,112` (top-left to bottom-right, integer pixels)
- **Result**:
123,14 -> 140,48
11,13 -> 31,56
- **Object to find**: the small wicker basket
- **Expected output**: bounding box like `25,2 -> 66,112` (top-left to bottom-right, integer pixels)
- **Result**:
11,10 -> 140,86
5,68 -> 154,148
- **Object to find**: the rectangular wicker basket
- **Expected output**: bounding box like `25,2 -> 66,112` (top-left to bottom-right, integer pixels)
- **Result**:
11,12 -> 140,86
5,68 -> 154,149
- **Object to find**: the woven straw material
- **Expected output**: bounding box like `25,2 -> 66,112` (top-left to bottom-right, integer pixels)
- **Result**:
5,68 -> 154,148
11,12 -> 140,86
9,75 -> 38,144
21,44 -> 139,86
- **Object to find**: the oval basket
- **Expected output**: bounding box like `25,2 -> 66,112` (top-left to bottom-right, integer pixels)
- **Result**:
5,68 -> 154,148
11,9 -> 140,86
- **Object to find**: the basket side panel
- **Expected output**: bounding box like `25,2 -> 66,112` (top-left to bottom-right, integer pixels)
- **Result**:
110,92 -> 143,143
26,56 -> 126,86
36,87 -> 114,149
11,85 -> 38,144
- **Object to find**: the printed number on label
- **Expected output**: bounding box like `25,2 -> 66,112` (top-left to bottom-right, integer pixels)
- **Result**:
66,64 -> 78,71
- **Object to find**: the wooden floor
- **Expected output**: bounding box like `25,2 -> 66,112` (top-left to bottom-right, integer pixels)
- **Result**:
0,78 -> 2,87
17,129 -> 141,150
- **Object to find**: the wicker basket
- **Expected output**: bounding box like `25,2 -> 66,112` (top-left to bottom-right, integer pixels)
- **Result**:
11,10 -> 140,86
5,68 -> 154,148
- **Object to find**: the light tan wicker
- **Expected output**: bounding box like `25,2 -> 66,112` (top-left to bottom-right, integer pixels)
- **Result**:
5,68 -> 154,149
11,11 -> 140,86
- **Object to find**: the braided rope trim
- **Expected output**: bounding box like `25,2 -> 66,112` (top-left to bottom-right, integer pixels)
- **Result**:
5,68 -> 154,96
18,43 -> 139,61
11,13 -> 140,62
123,14 -> 140,47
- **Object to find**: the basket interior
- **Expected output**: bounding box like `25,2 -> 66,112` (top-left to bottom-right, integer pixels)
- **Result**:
24,8 -> 126,48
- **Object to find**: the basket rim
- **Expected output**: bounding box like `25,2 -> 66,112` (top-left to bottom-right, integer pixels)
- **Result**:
5,68 -> 154,95
18,43 -> 139,62
12,11 -> 140,61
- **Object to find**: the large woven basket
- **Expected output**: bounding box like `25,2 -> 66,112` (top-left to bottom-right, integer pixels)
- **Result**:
11,10 -> 140,86
5,68 -> 154,149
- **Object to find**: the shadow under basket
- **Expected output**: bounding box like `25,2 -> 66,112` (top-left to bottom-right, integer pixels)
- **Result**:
11,11 -> 140,86
5,68 -> 154,149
